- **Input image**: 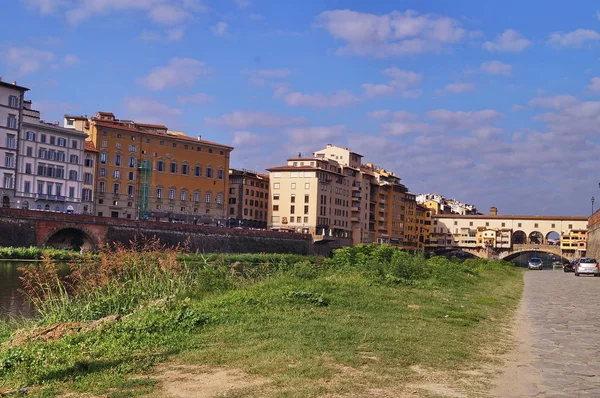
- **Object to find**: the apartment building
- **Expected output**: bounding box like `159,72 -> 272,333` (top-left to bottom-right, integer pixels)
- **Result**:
68,112 -> 232,222
15,101 -> 87,213
82,140 -> 98,215
415,203 -> 431,248
561,229 -> 587,255
0,79 -> 28,208
268,144 -> 411,248
228,169 -> 269,228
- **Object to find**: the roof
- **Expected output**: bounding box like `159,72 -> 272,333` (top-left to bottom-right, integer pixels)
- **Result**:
267,165 -> 344,176
84,140 -> 98,152
0,80 -> 29,92
434,214 -> 589,221
138,123 -> 168,130
94,121 -> 234,150
64,114 -> 87,120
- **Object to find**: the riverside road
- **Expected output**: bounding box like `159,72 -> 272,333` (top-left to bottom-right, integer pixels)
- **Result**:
494,269 -> 600,397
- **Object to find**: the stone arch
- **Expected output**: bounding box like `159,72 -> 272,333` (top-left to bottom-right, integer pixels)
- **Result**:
43,225 -> 98,252
545,230 -> 560,245
2,196 -> 10,208
529,231 -> 543,244
512,230 -> 526,244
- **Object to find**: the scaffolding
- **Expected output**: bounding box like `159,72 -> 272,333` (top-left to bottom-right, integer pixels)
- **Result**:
138,160 -> 151,220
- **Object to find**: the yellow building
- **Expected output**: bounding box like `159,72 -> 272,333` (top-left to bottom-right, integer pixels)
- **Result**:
415,204 -> 432,248
67,112 -> 232,223
228,169 -> 269,228
82,140 -> 98,215
561,229 -> 587,255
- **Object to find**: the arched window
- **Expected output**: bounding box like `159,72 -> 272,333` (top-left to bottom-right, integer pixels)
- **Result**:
193,190 -> 201,202
129,156 -> 136,168
180,189 -> 188,201
168,187 -> 176,200
22,201 -> 29,210
216,193 -> 223,204
205,192 -> 212,203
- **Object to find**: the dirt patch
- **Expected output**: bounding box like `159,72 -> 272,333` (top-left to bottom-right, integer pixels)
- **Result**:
149,365 -> 268,398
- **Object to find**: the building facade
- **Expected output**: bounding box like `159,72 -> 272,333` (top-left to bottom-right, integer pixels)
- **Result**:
15,101 -> 87,213
228,169 -> 269,228
68,112 -> 232,223
0,80 -> 28,208
82,140 -> 98,215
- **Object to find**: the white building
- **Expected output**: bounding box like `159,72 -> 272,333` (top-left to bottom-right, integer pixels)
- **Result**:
15,101 -> 87,213
0,79 -> 28,208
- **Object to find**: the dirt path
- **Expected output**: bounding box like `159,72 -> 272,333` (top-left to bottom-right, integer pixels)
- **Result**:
492,270 -> 600,397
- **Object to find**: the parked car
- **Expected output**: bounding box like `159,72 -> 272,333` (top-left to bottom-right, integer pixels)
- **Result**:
575,258 -> 600,277
528,257 -> 543,270
564,260 -> 577,272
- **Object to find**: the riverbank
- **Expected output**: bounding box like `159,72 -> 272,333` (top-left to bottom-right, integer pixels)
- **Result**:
0,245 -> 523,397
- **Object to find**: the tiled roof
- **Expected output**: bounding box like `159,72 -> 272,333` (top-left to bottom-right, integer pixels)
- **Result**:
94,121 -> 233,150
84,140 -> 98,152
266,165 -> 344,176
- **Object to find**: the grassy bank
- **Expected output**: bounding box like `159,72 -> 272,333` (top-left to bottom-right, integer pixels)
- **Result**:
0,245 -> 523,397
0,247 -> 83,261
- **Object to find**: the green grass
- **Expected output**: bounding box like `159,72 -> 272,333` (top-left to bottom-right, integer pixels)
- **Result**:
0,245 -> 524,397
0,247 -> 84,261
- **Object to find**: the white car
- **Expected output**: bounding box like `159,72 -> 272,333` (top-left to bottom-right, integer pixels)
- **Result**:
528,257 -> 543,270
575,258 -> 600,277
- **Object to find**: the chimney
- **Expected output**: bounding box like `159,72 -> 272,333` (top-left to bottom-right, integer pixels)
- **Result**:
12,81 -> 17,85
197,135 -> 202,141
490,206 -> 498,216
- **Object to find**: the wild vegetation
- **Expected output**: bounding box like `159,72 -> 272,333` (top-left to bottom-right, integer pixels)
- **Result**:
0,242 -> 523,397
0,247 -> 82,261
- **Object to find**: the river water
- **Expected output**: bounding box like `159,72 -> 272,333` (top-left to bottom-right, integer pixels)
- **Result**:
0,261 -> 36,318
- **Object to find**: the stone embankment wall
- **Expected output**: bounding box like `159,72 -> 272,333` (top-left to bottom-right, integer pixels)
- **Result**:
587,211 -> 600,260
0,218 -> 37,248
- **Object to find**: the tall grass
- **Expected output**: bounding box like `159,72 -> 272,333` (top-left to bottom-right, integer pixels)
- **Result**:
0,247 -> 81,261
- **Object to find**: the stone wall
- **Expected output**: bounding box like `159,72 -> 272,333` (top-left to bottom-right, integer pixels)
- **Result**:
587,211 -> 600,260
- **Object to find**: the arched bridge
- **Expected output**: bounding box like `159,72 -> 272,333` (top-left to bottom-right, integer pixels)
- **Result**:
458,244 -> 579,261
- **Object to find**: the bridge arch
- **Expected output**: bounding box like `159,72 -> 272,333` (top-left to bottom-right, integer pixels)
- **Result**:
545,231 -> 560,245
512,230 -> 526,244
43,226 -> 98,252
528,231 -> 543,244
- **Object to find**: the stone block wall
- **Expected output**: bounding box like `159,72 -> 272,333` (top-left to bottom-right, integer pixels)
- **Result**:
587,211 -> 600,260
0,218 -> 37,248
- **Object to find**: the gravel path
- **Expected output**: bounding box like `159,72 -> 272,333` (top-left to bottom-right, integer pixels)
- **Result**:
492,270 -> 600,397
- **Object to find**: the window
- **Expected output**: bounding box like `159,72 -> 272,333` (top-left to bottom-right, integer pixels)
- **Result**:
98,181 -> 106,193
194,165 -> 202,176
70,154 -> 79,164
127,185 -> 135,196
217,169 -> 224,179
3,174 -> 14,189
304,205 -> 309,214
41,134 -> 47,143
66,119 -> 74,126
193,191 -> 200,202
290,205 -> 295,214
26,131 -> 35,141
129,145 -> 137,152
99,168 -> 107,177
85,157 -> 93,167
113,183 -> 120,194
4,154 -> 15,168
113,170 -> 121,178
206,167 -> 213,178
82,189 -> 92,201
168,188 -> 176,200
100,152 -> 108,164
72,140 -> 78,149
101,140 -> 107,147
69,170 -> 78,180
180,190 -> 188,201
181,164 -> 189,175
170,162 -> 178,173
7,115 -> 17,129
129,157 -> 136,168
486,222 -> 489,226
69,187 -> 75,199
127,172 -> 135,181
291,195 -> 296,203
84,173 -> 93,184
273,194 -> 279,200
115,154 -> 122,166
37,181 -> 44,194
518,223 -> 522,227
55,183 -> 62,197
156,188 -> 163,199
6,134 -> 16,149
568,224 -> 572,229
534,223 -> 538,228
24,181 -> 31,193
205,192 -> 212,203
172,143 -> 177,148
273,205 -> 279,211
273,183 -> 280,189
26,146 -> 32,157
305,183 -> 310,189
291,183 -> 296,189
57,137 -> 66,147
304,217 -> 308,223
304,195 -> 309,203
116,143 -> 121,150
8,95 -> 18,108
216,193 -> 223,204
157,160 -> 165,172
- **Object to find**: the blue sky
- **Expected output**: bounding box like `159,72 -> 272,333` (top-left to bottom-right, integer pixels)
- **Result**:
1,0 -> 600,216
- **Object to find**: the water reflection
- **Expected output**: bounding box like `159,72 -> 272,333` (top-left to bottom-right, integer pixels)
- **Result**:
0,261 -> 36,318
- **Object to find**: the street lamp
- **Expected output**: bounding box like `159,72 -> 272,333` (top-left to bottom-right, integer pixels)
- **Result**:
592,197 -> 596,215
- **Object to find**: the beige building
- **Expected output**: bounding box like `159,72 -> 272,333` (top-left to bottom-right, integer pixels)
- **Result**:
228,169 -> 269,228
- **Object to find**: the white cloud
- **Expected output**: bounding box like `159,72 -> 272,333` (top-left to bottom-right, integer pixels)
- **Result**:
249,13 -> 264,21
528,95 -> 578,109
211,22 -> 228,37
246,68 -> 291,86
316,9 -> 467,57
177,93 -> 215,104
361,84 -> 395,98
382,67 -> 422,89
512,105 -> 527,111
231,131 -> 274,147
481,60 -> 512,76
205,110 -> 306,129
548,29 -> 600,47
64,54 -> 82,66
283,90 -> 360,108
234,0 -> 251,8
437,82 -> 476,94
382,121 -> 436,136
587,77 -> 600,94
24,0 -> 67,14
123,97 -> 182,124
367,110 -> 390,120
483,29 -> 531,53
426,109 -> 502,130
148,4 -> 190,25
140,27 -> 185,41
6,47 -> 56,76
271,82 -> 290,97
137,58 -> 209,91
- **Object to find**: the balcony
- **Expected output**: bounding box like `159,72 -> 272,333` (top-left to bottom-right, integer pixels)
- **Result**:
379,216 -> 385,222
351,216 -> 360,222
351,206 -> 360,212
352,185 -> 361,192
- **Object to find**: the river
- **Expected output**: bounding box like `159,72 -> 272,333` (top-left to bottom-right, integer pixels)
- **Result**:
0,261 -> 36,318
